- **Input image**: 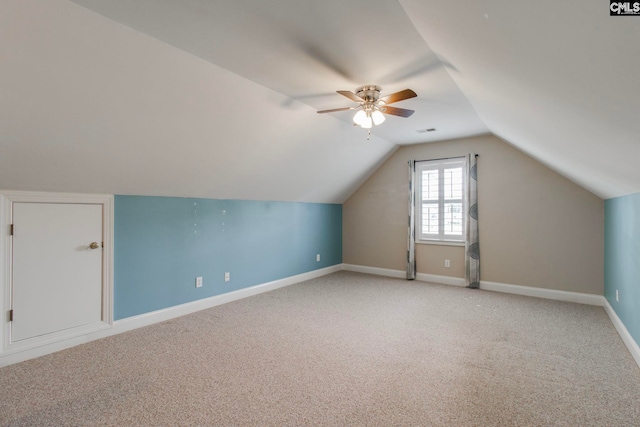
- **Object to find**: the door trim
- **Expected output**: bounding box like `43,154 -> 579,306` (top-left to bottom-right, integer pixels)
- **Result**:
0,190 -> 114,356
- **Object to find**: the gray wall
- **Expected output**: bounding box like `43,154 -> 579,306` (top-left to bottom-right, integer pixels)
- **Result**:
343,134 -> 604,295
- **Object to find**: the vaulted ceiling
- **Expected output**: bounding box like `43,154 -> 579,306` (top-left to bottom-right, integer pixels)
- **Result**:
1,0 -> 638,202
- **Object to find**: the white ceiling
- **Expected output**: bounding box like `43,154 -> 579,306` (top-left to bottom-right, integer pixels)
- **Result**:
69,0 -> 488,145
400,0 -> 640,199
2,0 -> 639,202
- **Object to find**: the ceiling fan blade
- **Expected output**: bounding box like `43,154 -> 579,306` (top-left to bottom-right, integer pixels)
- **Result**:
380,89 -> 417,105
337,90 -> 364,103
317,107 -> 354,114
383,106 -> 415,118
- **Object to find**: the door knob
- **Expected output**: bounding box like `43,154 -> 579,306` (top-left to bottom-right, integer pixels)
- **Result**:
89,242 -> 100,249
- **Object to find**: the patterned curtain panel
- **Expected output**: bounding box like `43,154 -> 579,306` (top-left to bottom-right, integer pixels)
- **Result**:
407,160 -> 417,280
466,154 -> 480,288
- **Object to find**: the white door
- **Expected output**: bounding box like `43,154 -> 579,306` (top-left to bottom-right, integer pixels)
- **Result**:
11,202 -> 104,342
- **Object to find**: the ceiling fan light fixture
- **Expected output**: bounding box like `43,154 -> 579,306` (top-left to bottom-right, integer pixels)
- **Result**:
371,110 -> 385,126
353,110 -> 367,126
361,116 -> 373,129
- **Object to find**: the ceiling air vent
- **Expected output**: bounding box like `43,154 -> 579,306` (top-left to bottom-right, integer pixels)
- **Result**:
416,128 -> 436,133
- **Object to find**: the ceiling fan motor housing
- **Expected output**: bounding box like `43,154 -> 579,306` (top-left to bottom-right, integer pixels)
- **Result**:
356,85 -> 382,103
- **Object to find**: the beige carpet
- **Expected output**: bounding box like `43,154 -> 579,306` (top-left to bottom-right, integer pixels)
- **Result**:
1,271 -> 639,426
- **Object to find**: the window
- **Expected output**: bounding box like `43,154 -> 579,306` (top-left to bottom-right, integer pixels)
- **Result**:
416,157 -> 466,243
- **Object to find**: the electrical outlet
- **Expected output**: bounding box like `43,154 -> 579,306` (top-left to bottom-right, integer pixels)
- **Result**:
616,289 -> 619,302
224,272 -> 230,282
444,259 -> 451,268
316,254 -> 321,262
196,276 -> 203,288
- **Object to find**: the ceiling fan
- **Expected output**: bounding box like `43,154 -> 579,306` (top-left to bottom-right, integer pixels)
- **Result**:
317,85 -> 417,129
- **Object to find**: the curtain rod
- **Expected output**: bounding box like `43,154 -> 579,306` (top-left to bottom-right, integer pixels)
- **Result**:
409,154 -> 479,164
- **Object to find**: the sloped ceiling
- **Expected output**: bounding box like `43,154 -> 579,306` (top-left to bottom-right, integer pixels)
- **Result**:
400,0 -> 640,199
1,0 -> 638,202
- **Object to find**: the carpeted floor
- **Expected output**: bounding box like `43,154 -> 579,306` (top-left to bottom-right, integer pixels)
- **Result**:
1,271 -> 639,426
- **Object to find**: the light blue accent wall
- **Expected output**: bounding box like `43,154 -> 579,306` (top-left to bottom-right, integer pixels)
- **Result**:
114,196 -> 342,320
604,193 -> 640,346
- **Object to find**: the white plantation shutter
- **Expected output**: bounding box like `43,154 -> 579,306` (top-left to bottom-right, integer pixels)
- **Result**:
416,157 -> 466,242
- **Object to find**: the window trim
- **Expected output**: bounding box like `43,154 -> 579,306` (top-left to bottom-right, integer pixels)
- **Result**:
415,157 -> 467,244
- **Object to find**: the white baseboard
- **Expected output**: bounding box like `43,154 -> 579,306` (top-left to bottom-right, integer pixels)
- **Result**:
602,299 -> 640,369
0,324 -> 113,368
417,273 -> 466,287
0,265 -> 341,367
342,264 -> 605,305
480,280 -> 606,306
342,263 -> 640,369
342,264 -> 405,278
342,264 -> 466,287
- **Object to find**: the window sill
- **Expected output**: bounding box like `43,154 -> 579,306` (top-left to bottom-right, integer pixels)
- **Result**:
416,240 -> 465,247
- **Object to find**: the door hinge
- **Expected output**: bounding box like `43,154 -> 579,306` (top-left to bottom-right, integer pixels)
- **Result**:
8,309 -> 13,322
9,224 -> 13,236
